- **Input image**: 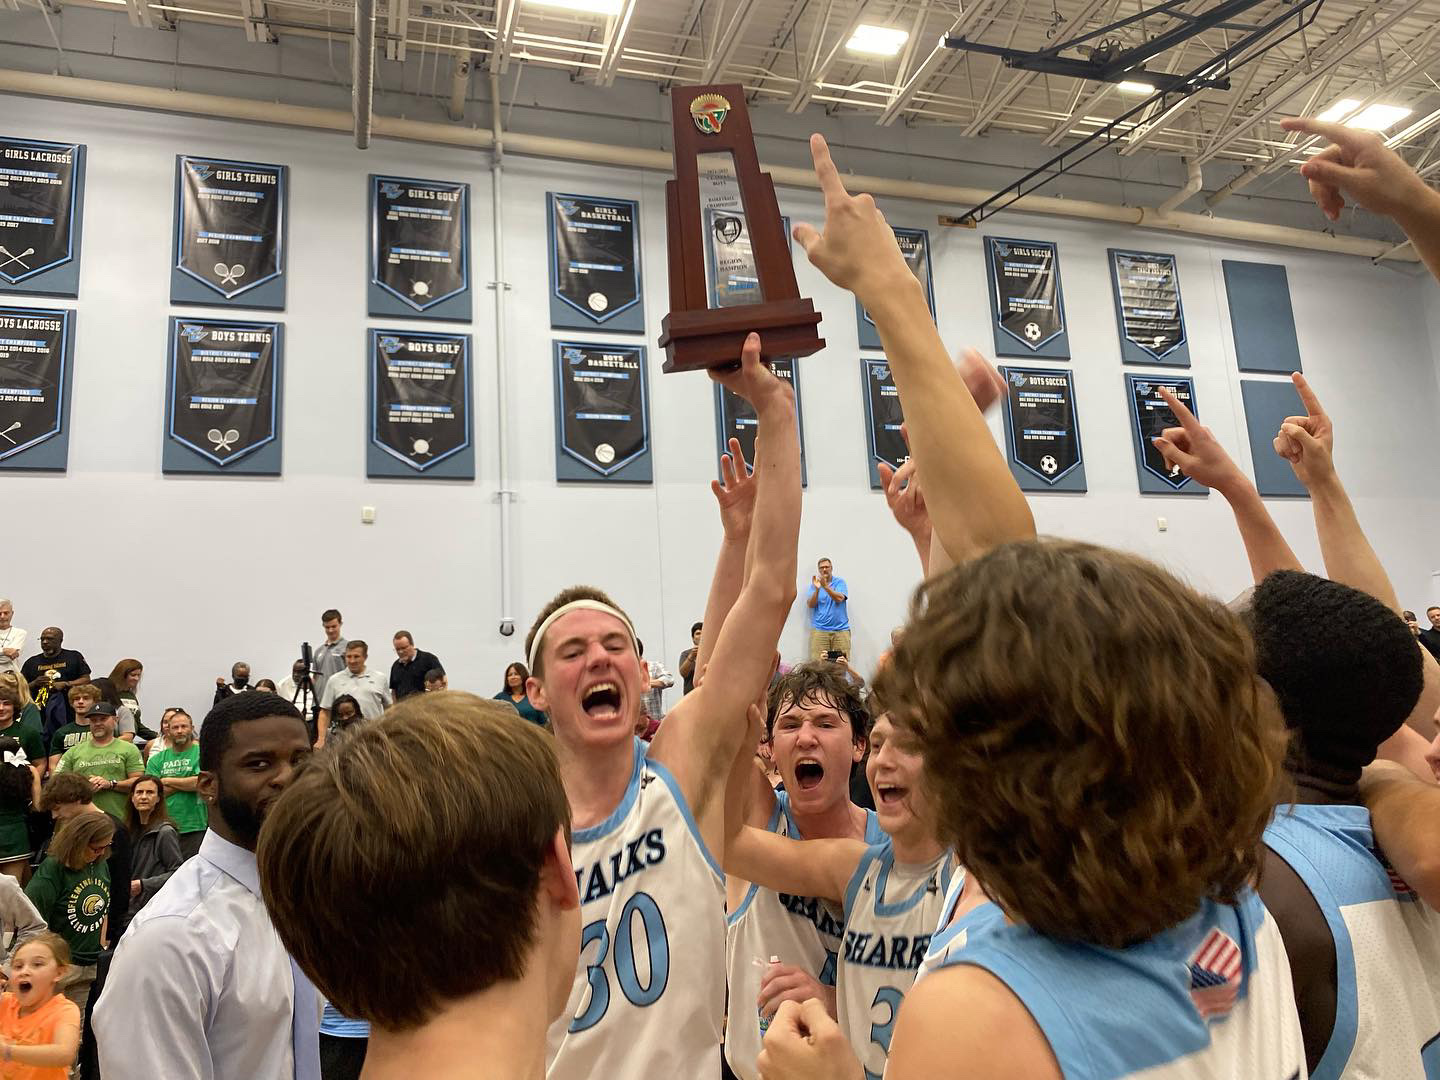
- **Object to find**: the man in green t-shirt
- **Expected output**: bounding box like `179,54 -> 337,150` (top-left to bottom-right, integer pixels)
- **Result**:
54,704 -> 143,818
145,709 -> 207,860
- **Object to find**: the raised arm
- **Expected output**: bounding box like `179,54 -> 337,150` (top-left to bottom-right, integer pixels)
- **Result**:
694,437 -> 757,684
1150,385 -> 1302,582
726,824 -> 864,908
650,335 -> 801,849
795,136 -> 1034,561
1282,116 -> 1440,285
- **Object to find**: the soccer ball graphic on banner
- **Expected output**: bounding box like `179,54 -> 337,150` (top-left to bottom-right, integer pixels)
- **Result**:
1040,455 -> 1059,475
1024,322 -> 1042,341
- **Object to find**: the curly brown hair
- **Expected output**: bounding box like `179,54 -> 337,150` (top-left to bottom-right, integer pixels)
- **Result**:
875,538 -> 1287,949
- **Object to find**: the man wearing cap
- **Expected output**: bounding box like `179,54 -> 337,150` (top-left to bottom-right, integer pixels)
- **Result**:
53,702 -> 144,819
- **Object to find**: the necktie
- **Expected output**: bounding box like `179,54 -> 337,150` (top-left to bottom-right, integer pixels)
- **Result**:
290,956 -> 322,1080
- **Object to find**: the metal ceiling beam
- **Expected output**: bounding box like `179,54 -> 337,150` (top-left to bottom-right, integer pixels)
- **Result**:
596,0 -> 640,85
492,0 -> 520,73
239,0 -> 274,41
701,0 -> 763,82
876,10 -> 965,127
384,0 -> 407,61
787,0 -> 873,114
1041,80 -> 1115,145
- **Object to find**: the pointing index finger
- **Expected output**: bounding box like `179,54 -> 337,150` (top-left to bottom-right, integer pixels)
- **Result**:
1290,372 -> 1325,420
1155,385 -> 1200,432
1280,116 -> 1365,153
809,134 -> 850,208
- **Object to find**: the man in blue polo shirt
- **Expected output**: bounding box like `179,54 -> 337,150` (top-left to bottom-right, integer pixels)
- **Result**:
806,557 -> 850,661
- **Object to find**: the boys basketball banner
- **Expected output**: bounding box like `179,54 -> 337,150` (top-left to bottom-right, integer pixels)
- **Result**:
0,304 -> 74,471
368,329 -> 473,480
985,236 -> 1069,359
164,317 -> 282,475
172,155 -> 288,308
548,193 -> 644,333
0,137 -> 85,298
553,341 -> 651,483
369,175 -> 471,321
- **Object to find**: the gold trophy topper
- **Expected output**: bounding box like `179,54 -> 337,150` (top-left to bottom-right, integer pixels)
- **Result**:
689,93 -> 732,135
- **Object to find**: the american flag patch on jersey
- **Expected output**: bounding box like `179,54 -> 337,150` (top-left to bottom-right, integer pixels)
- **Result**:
1374,849 -> 1416,899
1188,928 -> 1242,1020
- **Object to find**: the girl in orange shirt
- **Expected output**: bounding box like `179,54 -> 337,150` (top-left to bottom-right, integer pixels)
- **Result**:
0,933 -> 80,1079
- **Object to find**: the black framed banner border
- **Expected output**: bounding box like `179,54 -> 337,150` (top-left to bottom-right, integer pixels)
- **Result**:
860,356 -> 907,490
0,138 -> 85,299
367,327 -> 475,481
984,235 -> 1070,360
0,304 -> 75,471
163,316 -> 283,476
547,192 -> 645,333
171,154 -> 288,309
998,365 -> 1086,493
368,174 -> 472,322
1108,248 -> 1189,368
1124,372 -> 1208,497
856,227 -> 935,351
712,355 -> 807,488
552,339 -> 652,484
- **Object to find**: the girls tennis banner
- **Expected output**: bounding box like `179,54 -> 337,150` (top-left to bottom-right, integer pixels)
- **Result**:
0,304 -> 74,471
0,137 -> 85,298
367,328 -> 473,480
369,175 -> 471,321
171,155 -> 288,309
164,317 -> 282,475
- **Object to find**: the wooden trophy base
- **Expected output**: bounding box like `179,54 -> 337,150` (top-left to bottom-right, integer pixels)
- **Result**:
659,302 -> 824,373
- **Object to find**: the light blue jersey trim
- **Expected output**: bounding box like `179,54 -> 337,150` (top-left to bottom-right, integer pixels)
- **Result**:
647,752 -> 724,882
844,844 -> 884,919
571,738 -> 646,846
874,845 -> 953,918
726,799 -> 785,929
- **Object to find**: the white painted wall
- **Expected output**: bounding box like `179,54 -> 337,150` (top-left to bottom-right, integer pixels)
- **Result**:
4,93 -> 1439,724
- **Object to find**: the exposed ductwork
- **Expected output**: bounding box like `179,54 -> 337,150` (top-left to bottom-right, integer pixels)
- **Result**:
449,55 -> 472,122
1205,165 -> 1259,210
0,71 -> 1418,263
1156,157 -> 1203,215
351,0 -> 374,149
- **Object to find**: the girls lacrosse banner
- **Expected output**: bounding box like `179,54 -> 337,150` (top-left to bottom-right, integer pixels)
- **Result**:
0,137 -> 85,298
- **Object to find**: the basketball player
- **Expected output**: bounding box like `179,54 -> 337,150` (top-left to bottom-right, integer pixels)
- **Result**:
726,709 -> 951,1080
526,333 -> 802,1079
1250,571 -> 1440,1078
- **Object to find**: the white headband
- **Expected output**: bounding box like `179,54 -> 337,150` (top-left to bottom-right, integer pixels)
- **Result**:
527,600 -> 638,673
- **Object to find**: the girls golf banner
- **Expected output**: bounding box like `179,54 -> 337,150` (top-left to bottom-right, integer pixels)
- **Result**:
369,175 -> 471,321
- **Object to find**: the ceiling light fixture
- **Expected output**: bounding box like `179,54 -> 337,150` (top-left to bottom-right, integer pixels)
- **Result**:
1116,80 -> 1155,95
521,0 -> 623,15
846,24 -> 909,57
1314,98 -> 1413,132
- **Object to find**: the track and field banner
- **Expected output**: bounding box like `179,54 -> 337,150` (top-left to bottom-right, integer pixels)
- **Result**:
1109,249 -> 1188,367
1125,373 -> 1208,496
548,193 -> 644,333
164,317 -> 282,476
0,304 -> 74,471
553,341 -> 651,483
368,175 -> 471,321
860,357 -> 907,490
856,227 -> 934,350
713,356 -> 806,487
985,236 -> 1069,359
999,366 -> 1085,493
0,137 -> 85,298
367,328 -> 474,480
171,155 -> 287,309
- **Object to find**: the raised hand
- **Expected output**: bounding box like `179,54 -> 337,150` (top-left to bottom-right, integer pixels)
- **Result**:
1150,386 -> 1246,492
1273,372 -> 1335,488
710,333 -> 792,411
877,456 -> 929,539
792,134 -> 911,305
955,346 -> 1007,414
1281,116 -> 1436,223
712,437 -> 757,542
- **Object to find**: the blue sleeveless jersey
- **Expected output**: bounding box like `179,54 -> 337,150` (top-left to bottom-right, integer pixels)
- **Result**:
933,889 -> 1306,1079
1265,803 -> 1440,1080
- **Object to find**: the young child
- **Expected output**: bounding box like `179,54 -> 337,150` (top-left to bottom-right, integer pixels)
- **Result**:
0,932 -> 81,1078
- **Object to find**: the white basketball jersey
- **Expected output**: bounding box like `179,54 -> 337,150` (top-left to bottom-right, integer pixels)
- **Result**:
836,839 -> 953,1080
546,739 -> 726,1079
1265,802 -> 1440,1080
724,794 -> 882,1080
913,862 -> 1005,984
935,889 -> 1307,1080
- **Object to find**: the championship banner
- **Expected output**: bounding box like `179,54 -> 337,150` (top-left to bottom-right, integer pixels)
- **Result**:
548,193 -> 644,332
705,209 -> 791,310
368,329 -> 473,480
369,175 -> 471,321
713,356 -> 806,486
0,137 -> 85,298
1000,367 -> 1085,492
164,317 -> 282,476
1125,373 -> 1207,496
856,227 -> 934,350
861,357 -> 907,490
1109,249 -> 1188,367
172,155 -> 287,308
553,341 -> 651,483
985,236 -> 1069,359
0,304 -> 74,471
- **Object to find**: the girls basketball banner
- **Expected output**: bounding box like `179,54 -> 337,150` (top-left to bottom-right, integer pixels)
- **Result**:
0,304 -> 74,471
368,175 -> 471,321
714,355 -> 806,486
171,155 -> 288,309
164,317 -> 282,475
553,341 -> 651,483
367,328 -> 474,480
999,366 -> 1085,492
0,137 -> 85,298
548,193 -> 644,333
985,236 -> 1070,359
856,228 -> 934,350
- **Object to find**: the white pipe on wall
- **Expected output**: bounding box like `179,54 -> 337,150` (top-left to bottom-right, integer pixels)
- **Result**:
489,69 -> 517,639
1156,157 -> 1203,215
351,0 -> 375,148
0,71 -> 1418,262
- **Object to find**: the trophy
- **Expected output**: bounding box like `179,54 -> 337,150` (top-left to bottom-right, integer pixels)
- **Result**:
658,84 -> 824,373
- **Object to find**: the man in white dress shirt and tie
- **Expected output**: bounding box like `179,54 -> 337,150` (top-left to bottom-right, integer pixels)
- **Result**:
94,691 -> 321,1079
